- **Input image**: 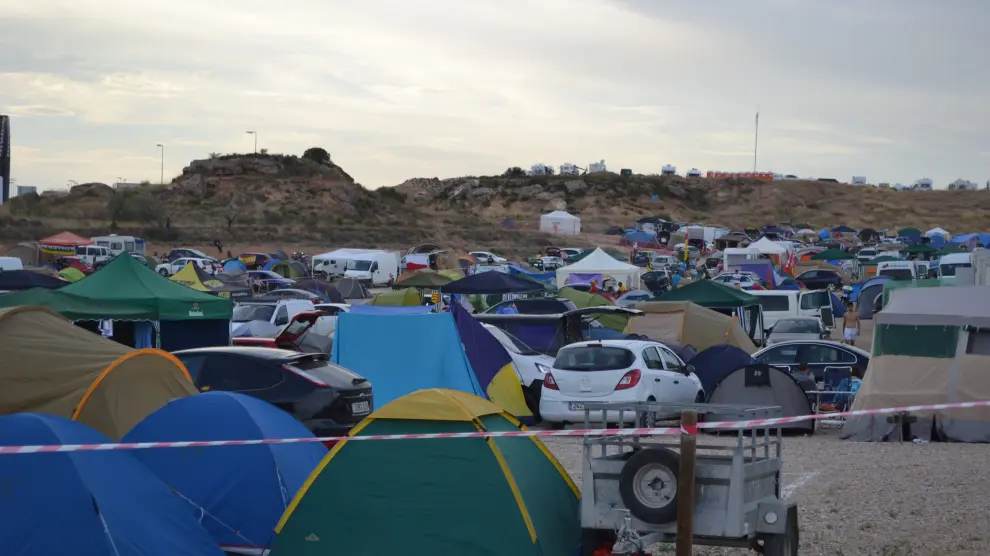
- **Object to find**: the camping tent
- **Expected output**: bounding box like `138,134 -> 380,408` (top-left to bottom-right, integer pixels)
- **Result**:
0,414 -> 223,556
170,261 -> 252,299
624,301 -> 757,354
656,280 -> 764,343
0,306 -> 197,439
925,227 -> 949,239
335,277 -> 371,299
270,389 -> 580,556
750,237 -> 787,255
123,392 -> 327,552
689,345 -> 756,397
367,287 -> 421,306
269,259 -> 309,278
556,247 -> 643,289
0,253 -> 232,351
539,210 -> 581,235
38,231 -> 91,255
331,313 -> 484,406
558,286 -> 628,331
394,269 -> 454,289
3,242 -> 39,265
291,277 -> 344,303
442,271 -> 545,295
58,267 -> 87,282
0,270 -> 65,291
706,363 -> 814,433
852,276 -> 894,319
842,286 -> 990,442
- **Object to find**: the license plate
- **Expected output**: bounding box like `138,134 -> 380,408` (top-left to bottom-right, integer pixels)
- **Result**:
350,401 -> 370,414
568,402 -> 585,411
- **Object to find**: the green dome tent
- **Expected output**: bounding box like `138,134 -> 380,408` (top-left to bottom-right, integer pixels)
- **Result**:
271,389 -> 580,556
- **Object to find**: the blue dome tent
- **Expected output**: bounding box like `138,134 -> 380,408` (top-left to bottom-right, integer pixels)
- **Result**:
0,413 -> 222,556
689,345 -> 756,397
123,393 -> 327,553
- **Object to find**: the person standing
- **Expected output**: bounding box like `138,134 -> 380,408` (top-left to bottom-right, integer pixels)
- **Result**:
842,301 -> 861,346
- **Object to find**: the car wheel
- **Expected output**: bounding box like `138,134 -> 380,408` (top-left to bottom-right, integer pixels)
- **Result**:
826,283 -> 836,291
159,268 -> 170,276
618,448 -> 680,524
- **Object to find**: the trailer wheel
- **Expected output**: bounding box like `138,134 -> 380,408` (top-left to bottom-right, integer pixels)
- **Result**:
619,448 -> 680,524
761,506 -> 799,556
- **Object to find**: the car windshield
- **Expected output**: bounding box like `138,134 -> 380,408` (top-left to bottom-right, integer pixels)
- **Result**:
554,346 -> 635,371
232,304 -> 275,323
939,263 -> 971,277
773,319 -> 819,333
879,268 -> 914,281
346,260 -> 372,271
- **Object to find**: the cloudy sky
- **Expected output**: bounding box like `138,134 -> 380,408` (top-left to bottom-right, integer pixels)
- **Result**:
2,0 -> 988,191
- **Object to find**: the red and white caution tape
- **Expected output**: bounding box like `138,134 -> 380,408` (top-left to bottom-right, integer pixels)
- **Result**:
2,399 -> 988,455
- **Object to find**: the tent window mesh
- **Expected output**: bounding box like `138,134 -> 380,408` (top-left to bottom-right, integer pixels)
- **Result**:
966,332 -> 990,356
875,325 -> 958,358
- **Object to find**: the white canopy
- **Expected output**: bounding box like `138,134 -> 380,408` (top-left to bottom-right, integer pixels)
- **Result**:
925,227 -> 949,238
556,247 -> 642,288
750,237 -> 788,254
539,210 -> 581,236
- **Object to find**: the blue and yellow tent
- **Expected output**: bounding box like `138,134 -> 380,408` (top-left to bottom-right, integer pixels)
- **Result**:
270,389 -> 580,556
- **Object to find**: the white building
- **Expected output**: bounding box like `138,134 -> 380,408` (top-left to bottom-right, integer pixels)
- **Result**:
661,164 -> 677,176
588,160 -> 607,173
559,163 -> 580,176
913,178 -> 933,191
851,176 -> 868,185
685,168 -> 702,178
14,185 -> 37,196
527,164 -> 554,176
947,179 -> 979,191
539,210 -> 581,236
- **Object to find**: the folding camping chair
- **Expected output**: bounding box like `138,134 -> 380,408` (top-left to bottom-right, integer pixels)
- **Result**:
813,368 -> 855,428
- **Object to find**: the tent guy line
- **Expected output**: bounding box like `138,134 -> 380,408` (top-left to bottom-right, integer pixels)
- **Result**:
3,398 -> 990,454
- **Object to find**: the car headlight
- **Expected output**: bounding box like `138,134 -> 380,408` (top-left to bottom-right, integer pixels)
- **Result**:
535,363 -> 550,374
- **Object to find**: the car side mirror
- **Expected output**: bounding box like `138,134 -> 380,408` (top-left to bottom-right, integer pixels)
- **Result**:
684,364 -> 695,375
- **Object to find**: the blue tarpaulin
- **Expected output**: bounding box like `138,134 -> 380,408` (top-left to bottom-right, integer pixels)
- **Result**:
331,312 -> 484,406
123,393 -> 326,551
0,414 -> 222,556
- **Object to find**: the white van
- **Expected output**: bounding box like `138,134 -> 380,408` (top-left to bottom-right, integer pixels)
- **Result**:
75,245 -> 112,266
0,257 -> 25,271
856,247 -> 878,263
311,249 -> 369,278
344,251 -> 400,286
750,289 -> 834,330
91,235 -> 146,256
938,253 -> 973,285
877,260 -> 916,281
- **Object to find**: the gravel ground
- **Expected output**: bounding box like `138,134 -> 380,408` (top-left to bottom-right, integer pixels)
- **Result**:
544,426 -> 990,555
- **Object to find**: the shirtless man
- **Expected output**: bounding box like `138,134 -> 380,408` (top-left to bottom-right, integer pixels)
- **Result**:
842,302 -> 861,346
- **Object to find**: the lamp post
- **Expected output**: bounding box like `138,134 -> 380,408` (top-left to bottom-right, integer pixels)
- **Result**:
246,130 -> 257,154
156,143 -> 164,184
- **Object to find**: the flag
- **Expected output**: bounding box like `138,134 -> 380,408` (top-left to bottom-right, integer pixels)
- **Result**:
451,303 -> 532,417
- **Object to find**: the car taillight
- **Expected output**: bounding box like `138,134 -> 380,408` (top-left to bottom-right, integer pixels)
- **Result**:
543,372 -> 560,390
615,369 -> 642,391
282,364 -> 328,386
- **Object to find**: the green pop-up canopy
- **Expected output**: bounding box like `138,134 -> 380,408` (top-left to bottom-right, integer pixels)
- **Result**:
811,249 -> 855,261
658,279 -> 760,309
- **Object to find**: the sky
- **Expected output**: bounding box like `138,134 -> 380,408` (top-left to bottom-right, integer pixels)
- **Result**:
2,0 -> 988,191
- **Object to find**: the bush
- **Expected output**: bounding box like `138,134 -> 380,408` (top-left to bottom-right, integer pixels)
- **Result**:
302,147 -> 331,165
377,187 -> 406,203
503,166 -> 526,178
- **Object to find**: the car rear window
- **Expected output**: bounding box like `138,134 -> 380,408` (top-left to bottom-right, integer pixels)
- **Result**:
554,346 -> 635,371
757,295 -> 790,312
290,356 -> 365,383
233,304 -> 275,323
879,269 -> 914,281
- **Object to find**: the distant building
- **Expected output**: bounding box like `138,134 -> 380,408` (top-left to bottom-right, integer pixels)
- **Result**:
558,163 -> 580,176
851,176 -> 868,185
913,178 -> 933,191
587,160 -> 607,173
947,179 -> 978,191
15,185 -> 37,196
526,164 -> 554,176
661,164 -> 677,176
685,168 -> 702,178
878,182 -> 890,189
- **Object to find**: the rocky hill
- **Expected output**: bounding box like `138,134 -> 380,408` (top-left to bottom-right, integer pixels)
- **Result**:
3,152 -> 989,256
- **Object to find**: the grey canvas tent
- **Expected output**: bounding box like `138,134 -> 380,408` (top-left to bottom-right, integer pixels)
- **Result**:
336,277 -> 371,299
855,276 -> 893,320
842,286 -> 990,442
706,363 -> 814,433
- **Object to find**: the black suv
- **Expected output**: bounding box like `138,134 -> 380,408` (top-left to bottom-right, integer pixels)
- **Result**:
173,347 -> 373,437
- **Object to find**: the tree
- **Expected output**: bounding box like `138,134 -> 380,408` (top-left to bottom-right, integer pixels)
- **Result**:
209,152 -> 221,159
107,190 -> 156,228
302,147 -> 331,165
259,148 -> 269,155
503,167 -> 526,178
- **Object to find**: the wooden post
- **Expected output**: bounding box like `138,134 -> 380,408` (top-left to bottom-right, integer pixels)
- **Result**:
676,410 -> 698,556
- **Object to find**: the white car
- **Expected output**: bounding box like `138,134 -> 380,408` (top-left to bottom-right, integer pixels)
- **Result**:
713,271 -> 760,289
482,324 -> 553,389
540,340 -> 703,426
469,251 -> 507,264
156,257 -> 217,276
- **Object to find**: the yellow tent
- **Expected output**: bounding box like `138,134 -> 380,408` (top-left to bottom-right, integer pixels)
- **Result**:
625,300 -> 757,354
367,288 -> 422,306
58,267 -> 87,283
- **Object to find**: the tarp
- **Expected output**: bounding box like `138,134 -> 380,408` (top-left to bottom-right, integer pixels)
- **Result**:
0,413 -> 223,556
367,287 -> 421,306
0,253 -> 233,321
451,303 -> 531,417
0,306 -> 197,440
626,301 -> 757,354
0,269 -> 65,291
331,313 -> 484,406
270,389 -> 580,556
123,392 -> 327,550
442,271 -> 544,294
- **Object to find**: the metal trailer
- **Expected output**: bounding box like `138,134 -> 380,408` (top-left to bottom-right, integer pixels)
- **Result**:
579,402 -> 798,556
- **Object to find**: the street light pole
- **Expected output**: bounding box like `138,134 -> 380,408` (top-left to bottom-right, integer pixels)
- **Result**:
246,131 -> 257,154
156,143 -> 164,184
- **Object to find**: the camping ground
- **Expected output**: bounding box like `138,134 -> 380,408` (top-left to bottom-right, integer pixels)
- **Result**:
544,429 -> 990,555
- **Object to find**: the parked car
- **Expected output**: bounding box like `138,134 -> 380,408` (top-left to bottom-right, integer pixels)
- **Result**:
260,288 -> 322,303
164,248 -> 217,263
753,340 -> 870,381
239,252 -> 274,270
641,270 -> 671,294
482,324 -> 554,419
248,270 -> 295,291
713,271 -> 763,290
765,317 -> 828,346
632,252 -> 651,267
155,257 -> 218,276
794,269 -> 843,291
540,340 -> 703,427
54,256 -> 95,275
232,311 -> 326,350
172,347 -> 373,437
469,251 -> 507,264
484,297 -> 578,315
